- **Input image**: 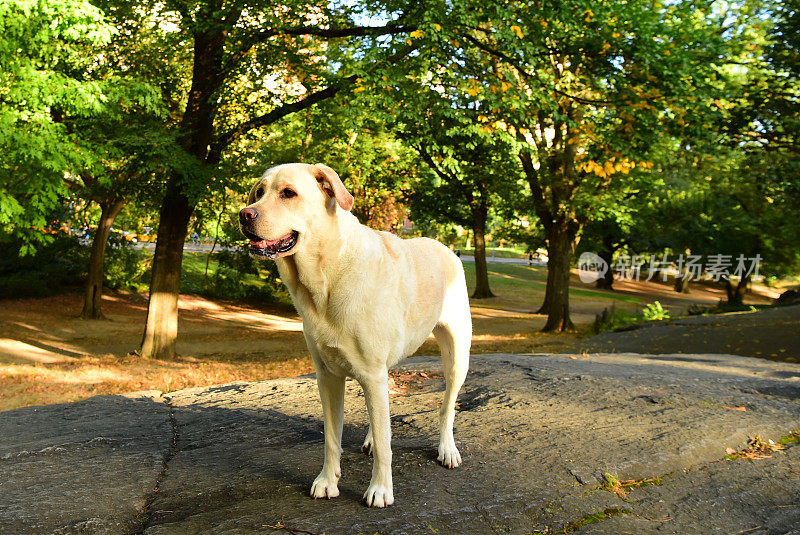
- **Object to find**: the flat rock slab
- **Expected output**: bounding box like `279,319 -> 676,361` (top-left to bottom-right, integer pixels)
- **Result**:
2,354 -> 800,534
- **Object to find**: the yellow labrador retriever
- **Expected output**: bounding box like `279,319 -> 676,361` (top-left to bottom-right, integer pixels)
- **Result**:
239,163 -> 471,507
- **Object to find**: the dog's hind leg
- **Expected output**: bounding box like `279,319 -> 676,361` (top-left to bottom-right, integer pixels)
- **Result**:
433,306 -> 470,468
361,425 -> 374,455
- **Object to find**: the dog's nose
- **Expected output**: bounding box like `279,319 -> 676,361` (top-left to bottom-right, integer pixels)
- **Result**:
239,207 -> 259,224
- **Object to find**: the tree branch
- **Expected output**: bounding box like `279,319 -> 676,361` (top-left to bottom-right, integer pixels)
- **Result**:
212,46 -> 416,157
461,34 -> 614,106
223,21 -> 414,74
519,150 -> 553,230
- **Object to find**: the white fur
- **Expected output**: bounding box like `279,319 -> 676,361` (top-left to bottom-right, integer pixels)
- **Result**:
243,163 -> 472,507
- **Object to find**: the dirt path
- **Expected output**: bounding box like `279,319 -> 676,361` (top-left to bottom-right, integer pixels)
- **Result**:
573,305 -> 800,361
0,272 -> 781,410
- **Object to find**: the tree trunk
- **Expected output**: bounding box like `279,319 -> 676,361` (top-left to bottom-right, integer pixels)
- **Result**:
139,23 -> 226,359
139,186 -> 194,359
471,210 -> 495,299
674,268 -> 690,294
595,248 -> 615,290
538,224 -> 578,331
80,199 -> 127,319
725,274 -> 750,305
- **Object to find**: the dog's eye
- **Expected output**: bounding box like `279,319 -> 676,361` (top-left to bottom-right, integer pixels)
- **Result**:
255,187 -> 264,199
280,188 -> 297,199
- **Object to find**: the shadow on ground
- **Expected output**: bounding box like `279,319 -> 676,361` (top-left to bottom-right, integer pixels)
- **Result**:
573,305 -> 800,362
2,353 -> 800,534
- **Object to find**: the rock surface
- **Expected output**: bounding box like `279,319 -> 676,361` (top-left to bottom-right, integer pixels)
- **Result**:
2,353 -> 800,534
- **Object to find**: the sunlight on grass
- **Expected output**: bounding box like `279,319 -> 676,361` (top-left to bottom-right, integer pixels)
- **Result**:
0,354 -> 315,411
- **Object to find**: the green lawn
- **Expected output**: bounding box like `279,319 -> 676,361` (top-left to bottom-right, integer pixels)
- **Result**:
461,262 -> 641,305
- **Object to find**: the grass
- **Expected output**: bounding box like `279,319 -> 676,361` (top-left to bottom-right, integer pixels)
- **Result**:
459,246 -> 530,259
531,507 -> 632,534
725,436 -> 785,460
461,262 -> 641,306
599,472 -> 663,500
1,248 -> 753,411
779,430 -> 800,446
0,351 -> 315,411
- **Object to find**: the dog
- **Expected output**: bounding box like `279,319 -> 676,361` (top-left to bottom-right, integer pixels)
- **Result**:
239,163 -> 471,507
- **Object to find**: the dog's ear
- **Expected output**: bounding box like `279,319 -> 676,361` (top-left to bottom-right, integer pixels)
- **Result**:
311,164 -> 354,211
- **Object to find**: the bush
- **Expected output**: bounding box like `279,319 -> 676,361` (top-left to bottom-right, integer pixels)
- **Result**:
180,247 -> 286,302
0,235 -> 89,298
642,301 -> 670,321
593,301 -> 671,333
104,242 -> 151,291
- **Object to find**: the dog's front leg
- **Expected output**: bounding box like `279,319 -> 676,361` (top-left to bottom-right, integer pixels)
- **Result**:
310,367 -> 345,499
361,376 -> 394,507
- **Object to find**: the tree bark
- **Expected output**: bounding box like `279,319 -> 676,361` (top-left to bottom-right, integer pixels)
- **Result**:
139,19 -> 225,359
725,274 -> 750,305
674,268 -> 691,293
80,199 -> 127,319
140,186 -> 194,359
595,247 -> 615,290
471,207 -> 495,299
538,224 -> 578,331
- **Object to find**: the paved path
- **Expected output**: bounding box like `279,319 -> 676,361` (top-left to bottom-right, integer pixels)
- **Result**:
132,243 -> 540,265
3,353 -> 800,534
573,305 -> 800,362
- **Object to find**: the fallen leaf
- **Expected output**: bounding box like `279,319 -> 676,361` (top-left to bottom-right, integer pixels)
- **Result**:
723,406 -> 746,411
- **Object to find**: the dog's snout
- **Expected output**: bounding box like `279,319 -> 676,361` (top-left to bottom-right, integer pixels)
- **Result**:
239,207 -> 259,225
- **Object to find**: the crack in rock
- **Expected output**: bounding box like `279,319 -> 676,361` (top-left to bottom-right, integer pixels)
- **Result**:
133,396 -> 179,534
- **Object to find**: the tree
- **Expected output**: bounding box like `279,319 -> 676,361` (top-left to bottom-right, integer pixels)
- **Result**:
437,0 -> 725,330
74,118 -> 178,319
247,94 -> 419,233
395,106 -> 519,298
131,0 -> 423,359
0,0 -> 122,252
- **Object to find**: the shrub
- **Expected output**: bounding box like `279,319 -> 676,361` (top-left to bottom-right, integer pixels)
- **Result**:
180,247 -> 286,302
642,301 -> 670,321
104,242 -> 151,291
593,301 -> 672,333
0,235 -> 88,298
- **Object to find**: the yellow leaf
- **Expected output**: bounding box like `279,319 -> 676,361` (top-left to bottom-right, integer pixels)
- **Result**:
353,86 -> 366,93
409,29 -> 425,39
466,87 -> 479,97
584,9 -> 593,22
510,25 -> 524,38
612,32 -> 620,38
433,23 -> 442,31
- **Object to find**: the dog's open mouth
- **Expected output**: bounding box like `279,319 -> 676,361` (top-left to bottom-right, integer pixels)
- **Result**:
249,230 -> 299,259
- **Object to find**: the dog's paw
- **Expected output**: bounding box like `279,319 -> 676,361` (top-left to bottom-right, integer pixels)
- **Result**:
437,442 -> 462,469
363,483 -> 394,508
310,473 -> 340,499
361,429 -> 374,455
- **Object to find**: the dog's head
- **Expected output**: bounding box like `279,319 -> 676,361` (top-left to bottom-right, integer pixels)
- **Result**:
239,163 -> 354,260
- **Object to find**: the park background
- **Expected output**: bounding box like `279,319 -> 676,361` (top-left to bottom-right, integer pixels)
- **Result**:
1,0 -> 799,411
